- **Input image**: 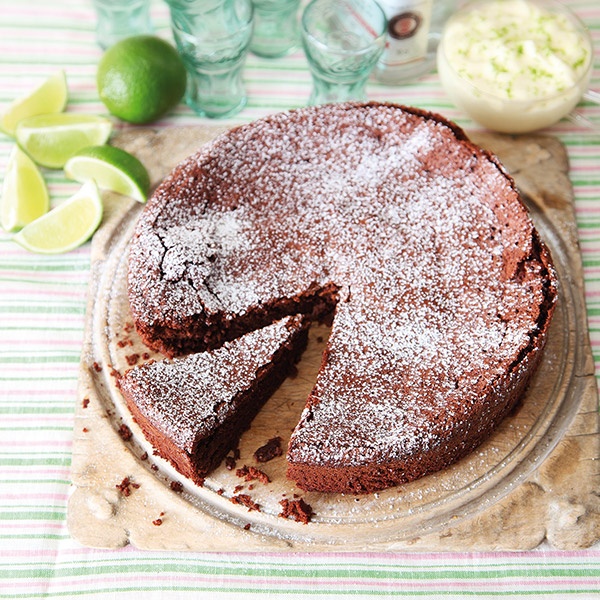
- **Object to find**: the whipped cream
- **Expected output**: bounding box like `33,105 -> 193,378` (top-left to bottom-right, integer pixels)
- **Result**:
437,0 -> 592,132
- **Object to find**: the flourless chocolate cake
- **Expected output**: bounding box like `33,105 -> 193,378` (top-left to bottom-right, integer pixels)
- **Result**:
127,102 -> 557,494
118,315 -> 309,486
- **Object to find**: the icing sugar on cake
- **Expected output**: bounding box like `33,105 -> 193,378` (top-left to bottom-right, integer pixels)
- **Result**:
118,315 -> 309,486
127,102 -> 557,494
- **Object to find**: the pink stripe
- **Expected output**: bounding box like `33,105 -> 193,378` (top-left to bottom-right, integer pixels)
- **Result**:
1,574 -> 594,591
1,6 -> 91,18
1,414 -> 72,422
0,522 -> 65,530
5,440 -> 73,448
0,288 -> 87,299
0,468 -> 70,476
2,493 -> 69,501
1,389 -> 78,397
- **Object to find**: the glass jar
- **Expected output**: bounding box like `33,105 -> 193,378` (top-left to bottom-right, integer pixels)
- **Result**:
374,0 -> 456,84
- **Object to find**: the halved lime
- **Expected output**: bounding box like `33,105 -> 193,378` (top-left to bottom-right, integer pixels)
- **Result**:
0,70 -> 68,137
1,146 -> 50,232
13,180 -> 103,254
15,113 -> 112,169
64,145 -> 150,203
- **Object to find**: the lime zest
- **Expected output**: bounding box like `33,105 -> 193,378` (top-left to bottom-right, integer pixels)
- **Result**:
64,145 -> 150,203
0,70 -> 68,137
1,146 -> 50,232
12,180 -> 103,254
15,113 -> 112,169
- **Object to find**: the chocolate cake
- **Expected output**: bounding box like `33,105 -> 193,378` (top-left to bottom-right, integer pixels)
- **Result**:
118,315 -> 309,486
127,102 -> 557,494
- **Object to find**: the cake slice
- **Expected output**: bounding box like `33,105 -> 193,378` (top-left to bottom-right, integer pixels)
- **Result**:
117,315 -> 309,486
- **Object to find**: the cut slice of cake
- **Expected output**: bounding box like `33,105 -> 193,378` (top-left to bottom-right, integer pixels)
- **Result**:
117,315 -> 309,486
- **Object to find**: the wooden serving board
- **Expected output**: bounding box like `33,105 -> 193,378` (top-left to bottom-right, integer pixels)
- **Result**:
67,125 -> 600,551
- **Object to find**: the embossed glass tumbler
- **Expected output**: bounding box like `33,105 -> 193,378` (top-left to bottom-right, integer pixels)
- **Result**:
250,0 -> 301,58
165,0 -> 254,119
92,0 -> 152,50
301,0 -> 387,105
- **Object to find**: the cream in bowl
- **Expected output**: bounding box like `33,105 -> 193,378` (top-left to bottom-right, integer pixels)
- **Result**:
437,0 -> 593,133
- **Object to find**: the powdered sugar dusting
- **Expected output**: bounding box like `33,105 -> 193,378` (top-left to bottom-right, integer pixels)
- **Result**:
119,316 -> 304,451
127,102 -> 555,478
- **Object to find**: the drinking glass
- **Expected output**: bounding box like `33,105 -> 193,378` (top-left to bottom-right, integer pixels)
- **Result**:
92,0 -> 152,50
165,0 -> 254,119
301,0 -> 387,105
250,0 -> 301,58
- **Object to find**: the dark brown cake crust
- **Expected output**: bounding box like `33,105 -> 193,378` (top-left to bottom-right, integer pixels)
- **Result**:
127,102 -> 557,494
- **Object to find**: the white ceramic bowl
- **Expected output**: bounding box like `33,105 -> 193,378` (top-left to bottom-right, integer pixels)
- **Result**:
437,0 -> 593,133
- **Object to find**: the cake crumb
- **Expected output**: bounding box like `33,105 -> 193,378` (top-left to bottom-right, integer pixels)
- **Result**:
225,447 -> 241,470
279,498 -> 313,524
92,362 -> 102,372
231,494 -> 260,512
254,437 -> 283,463
118,424 -> 132,441
82,397 -> 90,409
116,477 -> 140,497
152,518 -> 163,526
236,465 -> 270,484
170,481 -> 184,493
243,523 -> 251,530
125,353 -> 140,366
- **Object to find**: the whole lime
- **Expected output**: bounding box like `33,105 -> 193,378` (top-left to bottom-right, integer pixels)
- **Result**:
97,35 -> 187,125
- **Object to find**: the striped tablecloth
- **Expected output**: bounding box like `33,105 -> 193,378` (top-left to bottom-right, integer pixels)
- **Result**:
1,0 -> 599,597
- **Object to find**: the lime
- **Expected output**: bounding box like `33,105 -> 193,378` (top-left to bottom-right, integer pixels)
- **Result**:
1,146 -> 50,232
15,113 -> 112,169
97,35 -> 187,124
0,70 -> 68,137
64,145 -> 150,203
13,180 -> 103,254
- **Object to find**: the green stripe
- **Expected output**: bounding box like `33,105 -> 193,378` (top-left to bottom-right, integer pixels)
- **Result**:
0,304 -> 84,314
0,583 -> 598,599
3,558 -> 600,578
0,511 -> 65,521
0,354 -> 80,363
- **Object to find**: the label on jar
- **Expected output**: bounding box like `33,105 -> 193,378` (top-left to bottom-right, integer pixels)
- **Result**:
378,0 -> 433,67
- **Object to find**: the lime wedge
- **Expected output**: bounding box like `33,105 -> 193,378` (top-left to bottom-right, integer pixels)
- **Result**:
0,70 -> 68,137
15,113 -> 112,169
64,145 -> 150,203
13,180 -> 103,254
1,146 -> 50,232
